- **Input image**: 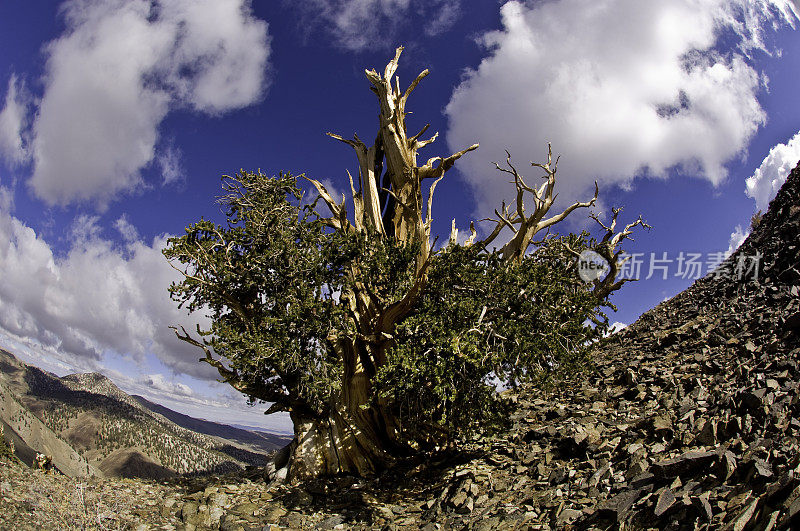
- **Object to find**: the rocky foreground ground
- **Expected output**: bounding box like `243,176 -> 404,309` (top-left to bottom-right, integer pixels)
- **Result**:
2,164 -> 799,530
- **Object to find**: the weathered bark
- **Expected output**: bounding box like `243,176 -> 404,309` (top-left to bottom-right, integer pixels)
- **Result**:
321,46 -> 478,269
287,407 -> 391,479
285,334 -> 406,479
286,46 -> 477,479
558,206 -> 651,301
476,147 -> 599,262
589,207 -> 651,299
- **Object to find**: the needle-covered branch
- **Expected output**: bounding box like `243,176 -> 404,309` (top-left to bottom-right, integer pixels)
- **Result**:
171,325 -> 293,411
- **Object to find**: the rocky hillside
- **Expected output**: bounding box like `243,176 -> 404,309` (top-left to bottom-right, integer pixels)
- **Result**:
0,349 -> 288,480
0,161 -> 798,529
0,378 -> 97,477
379,158 -> 799,529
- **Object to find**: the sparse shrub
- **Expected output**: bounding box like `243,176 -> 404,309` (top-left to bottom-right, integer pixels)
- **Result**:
0,424 -> 15,459
750,210 -> 763,231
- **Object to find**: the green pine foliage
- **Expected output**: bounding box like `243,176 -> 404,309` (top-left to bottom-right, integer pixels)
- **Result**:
379,233 -> 605,442
165,171 -> 354,417
165,171 -> 611,446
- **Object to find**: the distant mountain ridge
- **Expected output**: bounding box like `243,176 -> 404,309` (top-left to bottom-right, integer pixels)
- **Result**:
131,394 -> 287,454
0,347 -> 290,479
61,371 -> 143,410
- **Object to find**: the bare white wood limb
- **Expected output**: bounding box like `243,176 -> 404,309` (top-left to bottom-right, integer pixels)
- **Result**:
449,218 -> 459,246
590,207 -> 651,298
304,176 -> 351,232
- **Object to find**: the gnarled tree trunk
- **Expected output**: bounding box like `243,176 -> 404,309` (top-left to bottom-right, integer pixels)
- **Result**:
285,47 -> 479,479
286,337 -> 404,479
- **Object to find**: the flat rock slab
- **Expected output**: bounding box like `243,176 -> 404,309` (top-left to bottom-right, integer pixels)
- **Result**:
652,451 -> 716,479
596,488 -> 643,522
654,488 -> 676,517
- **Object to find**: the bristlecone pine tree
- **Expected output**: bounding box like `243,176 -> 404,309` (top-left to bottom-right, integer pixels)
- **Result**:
164,47 -> 647,480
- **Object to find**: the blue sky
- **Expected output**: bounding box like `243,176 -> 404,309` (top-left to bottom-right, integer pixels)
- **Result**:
0,0 -> 798,431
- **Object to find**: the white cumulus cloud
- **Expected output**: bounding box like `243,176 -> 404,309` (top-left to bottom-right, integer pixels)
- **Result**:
294,0 -> 461,51
157,144 -> 184,186
726,224 -> 750,257
139,373 -> 195,397
0,75 -> 29,166
114,214 -> 140,243
745,130 -> 800,211
606,321 -> 628,336
0,194 -> 214,379
28,0 -> 270,208
446,0 -> 798,220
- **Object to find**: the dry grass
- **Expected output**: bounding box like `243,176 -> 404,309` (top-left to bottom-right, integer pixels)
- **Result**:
0,457 -> 178,530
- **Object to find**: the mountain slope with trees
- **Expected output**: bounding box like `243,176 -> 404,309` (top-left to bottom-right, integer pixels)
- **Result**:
132,394 -> 287,455
0,348 -> 288,479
